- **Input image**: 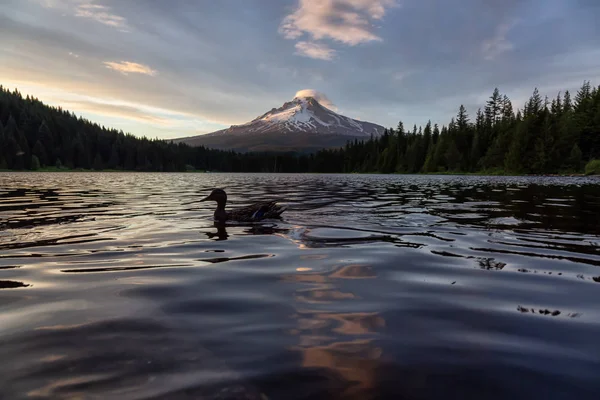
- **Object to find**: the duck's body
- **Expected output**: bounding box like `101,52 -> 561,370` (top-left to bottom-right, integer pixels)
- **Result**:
201,189 -> 286,223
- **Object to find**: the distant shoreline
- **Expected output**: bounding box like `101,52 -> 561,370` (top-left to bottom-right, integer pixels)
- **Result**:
1,168 -> 596,177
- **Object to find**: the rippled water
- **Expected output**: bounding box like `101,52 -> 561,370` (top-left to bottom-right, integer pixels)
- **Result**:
1,172 -> 600,399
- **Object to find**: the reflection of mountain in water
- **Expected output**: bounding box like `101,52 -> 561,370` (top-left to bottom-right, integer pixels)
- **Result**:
282,261 -> 386,397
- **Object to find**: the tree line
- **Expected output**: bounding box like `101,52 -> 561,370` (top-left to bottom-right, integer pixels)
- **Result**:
1,82 -> 599,174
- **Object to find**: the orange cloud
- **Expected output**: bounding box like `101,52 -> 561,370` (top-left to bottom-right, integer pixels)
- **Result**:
103,61 -> 157,76
280,0 -> 397,46
60,100 -> 173,125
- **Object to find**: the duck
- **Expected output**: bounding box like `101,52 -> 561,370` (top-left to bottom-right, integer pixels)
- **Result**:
200,188 -> 286,223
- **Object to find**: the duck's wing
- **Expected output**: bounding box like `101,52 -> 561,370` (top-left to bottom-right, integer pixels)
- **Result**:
228,201 -> 286,222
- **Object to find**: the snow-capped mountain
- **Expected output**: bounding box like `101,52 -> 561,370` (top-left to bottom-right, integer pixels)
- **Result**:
174,94 -> 383,152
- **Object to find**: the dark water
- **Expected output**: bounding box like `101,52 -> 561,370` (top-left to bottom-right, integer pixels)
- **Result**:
1,172 -> 600,400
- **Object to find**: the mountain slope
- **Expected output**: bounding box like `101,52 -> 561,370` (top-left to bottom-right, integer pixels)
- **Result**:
174,95 -> 383,152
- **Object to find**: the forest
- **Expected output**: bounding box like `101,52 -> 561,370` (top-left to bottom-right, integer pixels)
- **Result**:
1,82 -> 599,174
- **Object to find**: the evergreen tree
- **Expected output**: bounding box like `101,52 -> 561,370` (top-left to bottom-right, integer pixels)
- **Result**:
93,153 -> 104,170
485,88 -> 502,125
563,90 -> 572,113
470,130 -> 481,171
32,140 -> 48,166
0,82 -> 598,175
3,115 -> 22,169
38,121 -> 54,162
502,95 -> 514,121
432,127 -> 449,171
457,105 -> 469,130
526,88 -> 543,116
445,141 -> 461,171
31,155 -> 41,170
432,124 -> 440,144
568,144 -> 583,171
505,121 -> 527,173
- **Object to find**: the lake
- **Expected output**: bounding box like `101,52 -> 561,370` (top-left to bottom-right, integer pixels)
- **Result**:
1,172 -> 600,399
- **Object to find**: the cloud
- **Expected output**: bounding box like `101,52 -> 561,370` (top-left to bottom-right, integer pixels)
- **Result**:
103,61 -> 157,76
9,0 -> 600,137
392,71 -> 412,81
280,0 -> 397,46
482,21 -> 515,61
294,41 -> 337,60
75,3 -> 128,29
33,0 -> 81,9
34,0 -> 129,30
294,89 -> 337,110
60,99 -> 173,125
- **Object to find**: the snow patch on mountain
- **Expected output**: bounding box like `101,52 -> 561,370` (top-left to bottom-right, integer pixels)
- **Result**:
174,92 -> 384,151
235,95 -> 380,137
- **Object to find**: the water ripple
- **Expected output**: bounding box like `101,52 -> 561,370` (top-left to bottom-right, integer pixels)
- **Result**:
1,172 -> 600,399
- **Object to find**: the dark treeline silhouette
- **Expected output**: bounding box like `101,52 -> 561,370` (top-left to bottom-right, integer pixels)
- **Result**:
1,82 -> 599,174
334,82 -> 600,174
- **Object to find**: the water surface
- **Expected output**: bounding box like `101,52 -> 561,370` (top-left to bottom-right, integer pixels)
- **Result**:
1,172 -> 600,399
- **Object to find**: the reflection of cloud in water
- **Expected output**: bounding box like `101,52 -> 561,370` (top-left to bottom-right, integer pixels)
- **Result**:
284,254 -> 385,397
330,264 -> 376,279
293,311 -> 385,336
282,263 -> 376,303
295,339 -> 383,397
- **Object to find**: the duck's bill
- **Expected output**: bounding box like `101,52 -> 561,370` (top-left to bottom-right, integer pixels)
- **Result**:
200,195 -> 211,202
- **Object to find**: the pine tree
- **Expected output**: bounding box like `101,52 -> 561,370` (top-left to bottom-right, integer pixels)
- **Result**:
3,115 -> 22,169
395,121 -> 406,172
432,127 -> 449,171
432,124 -> 440,144
38,121 -> 54,161
563,91 -> 572,113
422,140 -> 436,172
93,153 -> 104,170
445,141 -> 461,171
502,95 -> 514,121
32,140 -> 48,166
526,88 -> 543,116
531,138 -> 547,173
505,122 -> 527,173
457,105 -> 469,130
575,81 -> 592,109
470,130 -> 481,171
485,88 -> 502,125
568,144 -> 583,171
31,155 -> 41,170
0,81 -> 598,175
107,144 -> 121,170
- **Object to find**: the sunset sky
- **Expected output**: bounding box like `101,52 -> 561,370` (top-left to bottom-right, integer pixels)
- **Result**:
1,0 -> 599,139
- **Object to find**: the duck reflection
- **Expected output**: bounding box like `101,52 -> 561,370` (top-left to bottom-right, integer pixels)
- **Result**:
283,262 -> 385,398
204,222 -> 291,241
205,222 -> 229,241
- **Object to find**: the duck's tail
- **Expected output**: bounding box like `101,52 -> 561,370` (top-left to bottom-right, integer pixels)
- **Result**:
252,202 -> 286,220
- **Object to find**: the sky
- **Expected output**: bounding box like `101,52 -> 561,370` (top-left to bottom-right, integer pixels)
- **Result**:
1,0 -> 599,139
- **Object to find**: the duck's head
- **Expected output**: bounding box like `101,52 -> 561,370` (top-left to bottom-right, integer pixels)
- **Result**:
200,188 -> 227,204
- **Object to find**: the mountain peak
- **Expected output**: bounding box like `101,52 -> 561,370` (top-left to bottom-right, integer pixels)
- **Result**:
292,94 -> 316,102
174,93 -> 384,152
292,89 -> 336,110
